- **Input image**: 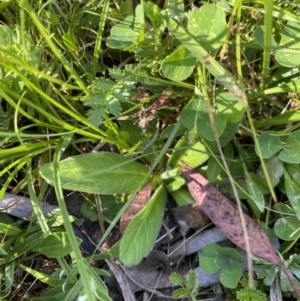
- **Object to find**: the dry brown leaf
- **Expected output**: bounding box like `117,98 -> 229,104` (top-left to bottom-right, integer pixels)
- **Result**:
172,204 -> 209,236
181,162 -> 300,296
120,182 -> 152,234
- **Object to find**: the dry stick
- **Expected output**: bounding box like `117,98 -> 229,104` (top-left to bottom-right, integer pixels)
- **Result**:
196,63 -> 254,286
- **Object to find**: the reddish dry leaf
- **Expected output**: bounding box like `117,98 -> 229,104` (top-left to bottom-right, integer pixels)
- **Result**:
120,182 -> 152,234
181,162 -> 300,296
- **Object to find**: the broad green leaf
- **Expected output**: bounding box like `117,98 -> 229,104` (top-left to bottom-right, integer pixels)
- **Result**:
253,264 -> 279,286
278,149 -> 299,164
62,32 -> 78,52
187,4 -> 227,51
163,13 -> 247,106
285,170 -> 300,219
207,156 -> 222,182
256,156 -> 284,189
255,131 -> 282,159
197,112 -> 227,141
216,93 -> 245,123
273,203 -> 294,215
40,152 -> 151,194
166,176 -> 185,191
285,164 -> 300,186
280,21 -> 300,48
167,133 -> 210,168
170,187 -> 194,206
200,244 -> 225,273
274,217 -> 300,241
120,185 -> 167,266
33,232 -> 73,258
180,98 -> 227,141
165,0 -> 185,22
275,48 -> 300,68
218,247 -> 244,263
246,178 -> 265,212
161,45 -> 197,81
220,262 -> 242,288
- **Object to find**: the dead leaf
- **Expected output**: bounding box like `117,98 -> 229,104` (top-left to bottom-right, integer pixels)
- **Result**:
172,204 -> 209,236
120,182 -> 152,234
181,162 -> 300,296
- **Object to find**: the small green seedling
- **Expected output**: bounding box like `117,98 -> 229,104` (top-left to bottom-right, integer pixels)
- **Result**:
236,277 -> 267,301
169,270 -> 200,301
199,243 -> 244,288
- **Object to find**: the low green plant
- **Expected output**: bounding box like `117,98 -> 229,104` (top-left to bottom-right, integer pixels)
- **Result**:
169,270 -> 200,301
199,243 -> 245,289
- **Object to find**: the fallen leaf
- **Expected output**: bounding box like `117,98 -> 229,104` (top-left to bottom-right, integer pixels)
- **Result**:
120,182 -> 152,234
181,162 -> 300,296
172,204 -> 209,236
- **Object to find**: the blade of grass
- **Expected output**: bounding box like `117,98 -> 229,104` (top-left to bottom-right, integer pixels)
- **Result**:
92,0 -> 110,77
18,0 -> 87,93
52,134 -> 100,301
262,0 -> 273,78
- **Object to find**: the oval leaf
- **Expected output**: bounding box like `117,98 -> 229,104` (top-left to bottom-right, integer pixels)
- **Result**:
120,185 -> 167,266
40,152 -> 151,194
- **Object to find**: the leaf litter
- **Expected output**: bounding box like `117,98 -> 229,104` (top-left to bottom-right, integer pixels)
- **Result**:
181,162 -> 300,296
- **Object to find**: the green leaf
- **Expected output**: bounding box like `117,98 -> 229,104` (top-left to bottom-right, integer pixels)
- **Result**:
256,156 -> 284,189
106,16 -> 138,48
163,14 -> 247,106
166,176 -> 186,192
187,4 -> 227,51
220,262 -> 242,288
207,156 -> 222,182
255,131 -> 282,159
216,93 -> 245,123
62,32 -> 78,52
33,232 -> 73,258
165,0 -> 185,23
279,21 -> 300,48
253,264 -> 279,286
161,45 -> 197,81
274,217 -> 300,241
0,222 -> 22,236
172,287 -> 189,298
120,185 -> 167,266
169,272 -> 184,286
40,152 -> 151,194
280,130 -> 300,164
19,263 -> 64,287
285,170 -> 300,219
1,231 -> 44,264
186,270 -> 198,291
200,244 -> 225,273
170,187 -> 194,206
253,26 -> 277,50
167,133 -> 210,168
275,48 -> 300,68
236,288 -> 267,301
180,98 -> 227,141
246,178 -> 265,212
